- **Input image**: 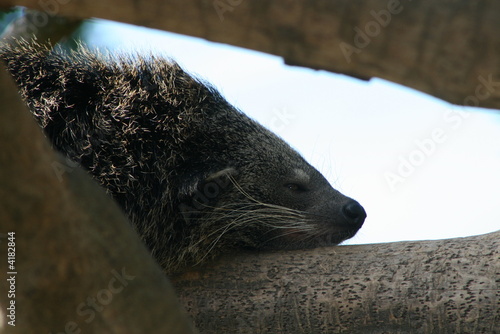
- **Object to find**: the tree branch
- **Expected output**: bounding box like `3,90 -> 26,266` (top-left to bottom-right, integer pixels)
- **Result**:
0,64 -> 196,333
173,231 -> 499,333
3,0 -> 500,109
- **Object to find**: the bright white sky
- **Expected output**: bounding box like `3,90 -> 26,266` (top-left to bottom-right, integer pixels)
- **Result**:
84,19 -> 500,245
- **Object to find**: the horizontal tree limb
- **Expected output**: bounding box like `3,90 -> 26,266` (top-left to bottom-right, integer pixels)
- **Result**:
3,0 -> 500,109
173,231 -> 500,333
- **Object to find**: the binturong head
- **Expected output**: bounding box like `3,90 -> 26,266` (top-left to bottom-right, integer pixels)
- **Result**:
174,108 -> 366,268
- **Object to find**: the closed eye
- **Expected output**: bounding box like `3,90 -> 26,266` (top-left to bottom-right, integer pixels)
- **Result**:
285,183 -> 308,192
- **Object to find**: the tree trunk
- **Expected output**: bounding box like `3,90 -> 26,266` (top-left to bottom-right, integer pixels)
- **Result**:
3,0 -> 500,109
173,231 -> 499,333
0,65 -> 196,333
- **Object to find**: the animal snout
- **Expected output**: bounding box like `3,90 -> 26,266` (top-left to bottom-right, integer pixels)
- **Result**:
341,200 -> 366,227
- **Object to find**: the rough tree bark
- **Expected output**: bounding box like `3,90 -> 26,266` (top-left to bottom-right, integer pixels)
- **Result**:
0,65 -> 196,333
0,1 -> 499,333
2,0 -> 500,109
173,232 -> 500,333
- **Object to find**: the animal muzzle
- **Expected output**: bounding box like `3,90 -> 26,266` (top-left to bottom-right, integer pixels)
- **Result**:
340,199 -> 366,229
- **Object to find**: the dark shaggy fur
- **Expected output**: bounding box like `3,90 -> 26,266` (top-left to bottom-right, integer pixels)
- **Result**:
1,41 -> 366,274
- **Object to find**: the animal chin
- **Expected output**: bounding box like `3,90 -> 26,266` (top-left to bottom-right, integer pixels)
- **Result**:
262,225 -> 360,250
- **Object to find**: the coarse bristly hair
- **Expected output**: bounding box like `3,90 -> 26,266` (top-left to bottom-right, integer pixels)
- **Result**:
1,40 -> 366,274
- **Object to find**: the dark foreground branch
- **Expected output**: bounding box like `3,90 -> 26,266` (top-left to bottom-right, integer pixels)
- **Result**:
0,65 -> 196,333
3,0 -> 500,109
173,232 -> 499,333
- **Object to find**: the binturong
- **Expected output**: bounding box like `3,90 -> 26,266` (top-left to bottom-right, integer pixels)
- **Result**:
1,40 -> 366,274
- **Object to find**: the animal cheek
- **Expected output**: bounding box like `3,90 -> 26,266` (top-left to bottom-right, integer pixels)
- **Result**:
279,228 -> 309,243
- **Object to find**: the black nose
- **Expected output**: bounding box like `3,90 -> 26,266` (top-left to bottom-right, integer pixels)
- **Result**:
342,200 -> 366,226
